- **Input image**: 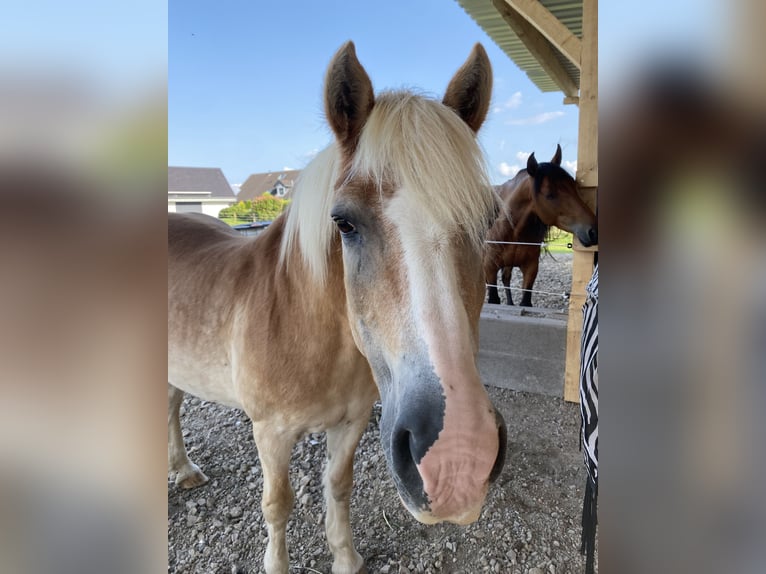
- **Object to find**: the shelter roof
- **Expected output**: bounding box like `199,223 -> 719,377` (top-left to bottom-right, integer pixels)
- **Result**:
455,0 -> 582,97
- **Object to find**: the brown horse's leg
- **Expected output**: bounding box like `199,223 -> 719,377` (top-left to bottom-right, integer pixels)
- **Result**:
520,258 -> 539,307
168,384 -> 209,489
501,267 -> 514,305
486,266 -> 501,305
324,415 -> 370,574
252,422 -> 297,574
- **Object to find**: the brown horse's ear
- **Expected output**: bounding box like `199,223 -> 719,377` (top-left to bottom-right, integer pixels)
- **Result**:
552,144 -> 562,166
527,153 -> 538,176
324,41 -> 374,153
442,43 -> 493,133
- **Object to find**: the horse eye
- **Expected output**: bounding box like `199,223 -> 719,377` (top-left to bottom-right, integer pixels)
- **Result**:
333,217 -> 356,234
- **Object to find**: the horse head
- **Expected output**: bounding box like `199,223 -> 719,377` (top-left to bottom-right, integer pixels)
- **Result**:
526,145 -> 598,246
323,41 -> 507,525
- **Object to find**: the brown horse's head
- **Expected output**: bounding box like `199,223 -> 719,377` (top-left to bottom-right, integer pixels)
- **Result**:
314,42 -> 507,525
526,145 -> 598,246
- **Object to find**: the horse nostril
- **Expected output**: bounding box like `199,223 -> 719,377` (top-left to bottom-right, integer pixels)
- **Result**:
396,428 -> 413,458
588,227 -> 598,245
391,428 -> 421,483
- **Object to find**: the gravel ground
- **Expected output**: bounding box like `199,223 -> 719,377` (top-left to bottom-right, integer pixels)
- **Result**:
168,253 -> 594,574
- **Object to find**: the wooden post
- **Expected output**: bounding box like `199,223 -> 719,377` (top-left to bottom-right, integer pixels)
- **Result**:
563,0 -> 598,403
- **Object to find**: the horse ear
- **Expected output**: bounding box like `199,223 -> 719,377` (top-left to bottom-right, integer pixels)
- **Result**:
442,43 -> 493,133
552,144 -> 562,166
527,153 -> 538,176
324,41 -> 374,153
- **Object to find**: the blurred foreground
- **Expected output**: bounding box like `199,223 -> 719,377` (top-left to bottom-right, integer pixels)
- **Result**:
600,1 -> 766,572
0,2 -> 167,573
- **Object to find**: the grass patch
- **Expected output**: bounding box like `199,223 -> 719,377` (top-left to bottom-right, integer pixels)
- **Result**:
547,228 -> 574,253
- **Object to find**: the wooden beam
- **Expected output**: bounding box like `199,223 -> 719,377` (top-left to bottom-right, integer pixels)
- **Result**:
563,247 -> 594,402
563,0 -> 597,403
574,0 -> 598,206
503,0 -> 582,69
491,0 -> 579,98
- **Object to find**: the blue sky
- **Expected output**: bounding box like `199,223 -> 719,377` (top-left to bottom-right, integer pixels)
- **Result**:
169,0 -> 581,187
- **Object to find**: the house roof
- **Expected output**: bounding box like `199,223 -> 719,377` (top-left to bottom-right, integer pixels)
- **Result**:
455,0 -> 582,97
168,166 -> 236,199
238,170 -> 301,201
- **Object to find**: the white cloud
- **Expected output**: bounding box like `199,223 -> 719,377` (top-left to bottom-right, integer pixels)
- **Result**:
507,91 -> 523,108
506,110 -> 564,126
282,165 -> 295,171
497,151 -> 533,180
231,183 -> 242,194
563,159 -> 577,175
492,91 -> 523,113
498,162 -> 520,177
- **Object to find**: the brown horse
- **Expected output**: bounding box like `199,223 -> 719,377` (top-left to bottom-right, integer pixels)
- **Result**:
483,145 -> 597,306
169,42 -> 507,574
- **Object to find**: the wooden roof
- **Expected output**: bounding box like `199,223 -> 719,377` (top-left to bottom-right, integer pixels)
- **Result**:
455,0 -> 582,98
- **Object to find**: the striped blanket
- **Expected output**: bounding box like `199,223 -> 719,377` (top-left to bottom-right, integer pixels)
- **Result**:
579,263 -> 598,574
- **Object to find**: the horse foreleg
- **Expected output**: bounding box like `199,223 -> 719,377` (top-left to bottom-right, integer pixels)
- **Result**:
486,267 -> 501,305
501,267 -> 514,305
252,422 -> 297,574
168,384 -> 209,489
520,259 -> 539,307
324,416 -> 369,574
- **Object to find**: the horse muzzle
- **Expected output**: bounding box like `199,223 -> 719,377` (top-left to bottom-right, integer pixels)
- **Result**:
382,391 -> 508,525
575,224 -> 598,247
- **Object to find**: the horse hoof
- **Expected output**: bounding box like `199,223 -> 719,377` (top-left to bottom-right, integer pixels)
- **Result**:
175,465 -> 209,489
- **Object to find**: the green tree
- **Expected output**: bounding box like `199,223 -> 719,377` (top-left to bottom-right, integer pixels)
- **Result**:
219,195 -> 290,223
219,200 -> 254,220
251,193 -> 289,221
218,205 -> 236,218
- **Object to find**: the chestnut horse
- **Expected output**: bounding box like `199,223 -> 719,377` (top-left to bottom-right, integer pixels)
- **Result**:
168,42 -> 507,574
483,145 -> 597,306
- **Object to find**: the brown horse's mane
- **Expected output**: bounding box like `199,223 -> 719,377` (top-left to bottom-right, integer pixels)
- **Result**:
502,163 -> 575,254
498,170 -> 547,247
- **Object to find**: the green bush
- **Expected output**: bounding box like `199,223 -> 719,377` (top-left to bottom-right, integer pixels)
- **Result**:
218,205 -> 236,218
219,195 -> 290,222
251,194 -> 289,221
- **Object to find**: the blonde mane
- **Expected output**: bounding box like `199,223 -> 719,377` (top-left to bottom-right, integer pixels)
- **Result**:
279,90 -> 497,284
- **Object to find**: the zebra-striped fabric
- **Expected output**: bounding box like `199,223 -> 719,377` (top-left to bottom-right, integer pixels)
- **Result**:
580,264 -> 599,484
579,263 -> 598,574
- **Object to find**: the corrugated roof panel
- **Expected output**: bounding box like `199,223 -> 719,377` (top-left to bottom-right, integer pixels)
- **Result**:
456,0 -> 582,94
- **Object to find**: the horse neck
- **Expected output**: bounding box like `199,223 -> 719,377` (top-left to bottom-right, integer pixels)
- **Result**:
248,216 -> 348,322
507,179 -> 548,243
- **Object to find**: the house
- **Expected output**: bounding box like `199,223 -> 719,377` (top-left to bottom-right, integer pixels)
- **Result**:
237,169 -> 301,201
168,166 -> 237,216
